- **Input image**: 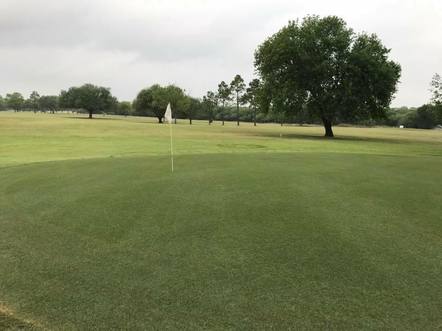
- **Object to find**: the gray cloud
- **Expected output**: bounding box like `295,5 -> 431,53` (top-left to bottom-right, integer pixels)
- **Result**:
0,0 -> 441,106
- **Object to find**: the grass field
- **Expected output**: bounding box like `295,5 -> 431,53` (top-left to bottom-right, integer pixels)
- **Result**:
1,111 -> 441,329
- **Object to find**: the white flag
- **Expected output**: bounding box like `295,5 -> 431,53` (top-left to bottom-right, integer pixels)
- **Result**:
164,103 -> 173,124
164,103 -> 174,172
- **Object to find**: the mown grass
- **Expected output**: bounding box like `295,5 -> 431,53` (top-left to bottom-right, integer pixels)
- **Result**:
0,111 -> 441,329
1,112 -> 441,167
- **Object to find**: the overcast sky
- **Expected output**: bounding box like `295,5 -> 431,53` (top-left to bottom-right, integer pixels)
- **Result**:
0,0 -> 441,107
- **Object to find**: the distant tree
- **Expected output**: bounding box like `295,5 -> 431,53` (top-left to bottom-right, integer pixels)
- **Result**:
133,87 -> 155,119
181,96 -> 202,125
29,91 -> 40,113
431,73 -> 442,106
402,104 -> 439,129
416,105 -> 438,129
203,91 -> 218,124
217,81 -> 232,125
0,95 -> 4,111
230,75 -> 246,126
164,85 -> 188,123
21,98 -> 32,111
59,84 -> 117,118
244,79 -> 264,126
436,105 -> 442,126
6,92 -> 25,112
255,15 -> 401,137
117,101 -> 132,116
134,84 -> 187,123
39,95 -> 59,113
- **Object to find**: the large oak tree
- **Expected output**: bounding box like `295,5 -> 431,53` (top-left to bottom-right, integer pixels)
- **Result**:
6,92 -> 25,112
133,84 -> 188,123
255,16 -> 401,137
60,84 -> 117,118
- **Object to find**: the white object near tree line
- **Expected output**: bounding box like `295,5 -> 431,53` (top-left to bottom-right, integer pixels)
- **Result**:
399,125 -> 404,129
165,103 -> 173,124
165,103 -> 174,172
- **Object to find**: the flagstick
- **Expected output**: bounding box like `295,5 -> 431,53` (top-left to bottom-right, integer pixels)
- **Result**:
169,118 -> 174,172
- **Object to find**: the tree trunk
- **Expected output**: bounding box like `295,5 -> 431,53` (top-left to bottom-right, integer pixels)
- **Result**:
236,95 -> 240,126
323,118 -> 334,137
189,118 -> 192,125
253,109 -> 257,126
88,111 -> 93,119
222,102 -> 225,126
158,116 -> 163,123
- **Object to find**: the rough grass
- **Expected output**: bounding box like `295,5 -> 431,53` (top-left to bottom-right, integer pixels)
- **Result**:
0,112 -> 441,329
0,304 -> 38,330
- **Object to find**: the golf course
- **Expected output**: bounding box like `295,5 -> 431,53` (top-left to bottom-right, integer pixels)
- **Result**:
1,111 -> 441,329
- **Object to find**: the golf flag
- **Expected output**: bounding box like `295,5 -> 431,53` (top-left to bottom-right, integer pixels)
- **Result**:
165,103 -> 173,124
165,103 -> 174,172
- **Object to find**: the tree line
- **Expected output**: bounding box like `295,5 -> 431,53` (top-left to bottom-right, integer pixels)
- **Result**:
0,75 -> 264,125
1,73 -> 440,131
1,16 -> 441,134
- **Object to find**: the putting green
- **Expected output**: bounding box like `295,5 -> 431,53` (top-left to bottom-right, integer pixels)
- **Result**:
0,112 -> 441,329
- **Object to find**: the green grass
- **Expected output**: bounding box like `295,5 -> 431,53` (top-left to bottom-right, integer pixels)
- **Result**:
0,111 -> 441,329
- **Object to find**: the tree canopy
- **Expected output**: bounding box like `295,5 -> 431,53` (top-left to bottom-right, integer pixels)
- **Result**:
431,73 -> 442,106
230,75 -> 246,126
203,91 -> 218,124
217,81 -> 232,125
39,95 -> 59,113
243,79 -> 267,126
116,101 -> 132,116
6,92 -> 25,111
60,84 -> 117,118
133,84 -> 188,123
181,96 -> 202,125
29,91 -> 40,112
0,95 -> 5,110
255,15 -> 401,137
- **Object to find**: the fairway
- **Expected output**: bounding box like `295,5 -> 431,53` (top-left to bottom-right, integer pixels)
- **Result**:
1,112 -> 441,329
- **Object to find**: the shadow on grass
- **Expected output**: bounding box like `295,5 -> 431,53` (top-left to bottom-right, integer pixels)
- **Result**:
245,132 -> 403,144
66,116 -> 120,121
66,116 -> 161,125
